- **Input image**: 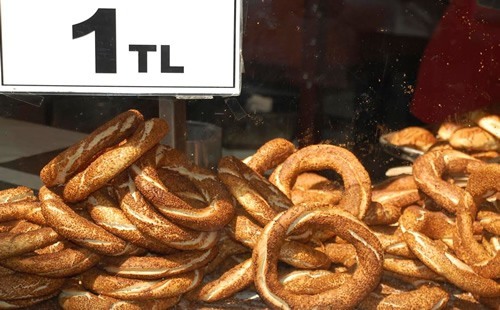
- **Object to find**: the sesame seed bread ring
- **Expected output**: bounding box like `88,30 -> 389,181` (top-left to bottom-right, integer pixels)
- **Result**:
453,162 -> 500,279
63,118 -> 168,202
386,126 -> 437,151
398,206 -> 463,250
374,175 -> 417,192
449,126 -> 499,152
34,240 -> 66,254
465,161 -> 500,200
243,138 -> 296,175
399,208 -> 500,297
437,121 -> 464,141
118,174 -> 219,251
0,186 -> 36,204
1,246 -> 100,278
323,242 -> 357,267
290,172 -> 343,206
227,212 -> 331,269
204,234 -> 249,274
0,273 -> 65,300
58,280 -> 180,310
0,265 -> 14,276
363,189 -> 422,225
253,204 -> 383,310
100,246 -> 218,280
382,254 -> 445,281
131,145 -> 235,232
387,126 -> 437,151
186,258 -> 254,302
40,109 -> 144,187
81,268 -> 203,300
0,201 -> 46,226
372,226 -> 415,259
477,210 -> 500,235
0,292 -> 59,309
40,187 -> 140,256
0,227 -> 61,260
470,110 -> 500,139
359,284 -> 449,310
454,192 -> 500,279
218,155 -> 292,226
470,150 -> 500,161
3,220 -> 41,233
363,203 -> 401,226
156,168 -> 208,209
279,270 -> 351,295
270,144 -> 372,220
412,149 -> 479,213
371,189 -> 421,208
114,173 -> 219,251
86,189 -> 176,254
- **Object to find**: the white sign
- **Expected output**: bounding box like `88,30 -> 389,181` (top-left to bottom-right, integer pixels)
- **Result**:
0,0 -> 241,96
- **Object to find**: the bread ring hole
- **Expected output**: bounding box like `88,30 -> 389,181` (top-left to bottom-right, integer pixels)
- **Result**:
442,171 -> 468,188
291,171 -> 343,206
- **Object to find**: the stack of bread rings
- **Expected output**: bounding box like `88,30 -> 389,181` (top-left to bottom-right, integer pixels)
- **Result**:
385,107 -> 499,158
0,108 -> 499,309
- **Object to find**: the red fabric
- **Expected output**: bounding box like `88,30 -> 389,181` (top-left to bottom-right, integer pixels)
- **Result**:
410,0 -> 500,123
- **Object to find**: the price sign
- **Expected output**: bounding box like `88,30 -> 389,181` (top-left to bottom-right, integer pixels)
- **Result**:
0,0 -> 241,96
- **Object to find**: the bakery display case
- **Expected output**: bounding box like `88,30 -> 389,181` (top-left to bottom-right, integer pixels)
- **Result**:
0,0 -> 499,309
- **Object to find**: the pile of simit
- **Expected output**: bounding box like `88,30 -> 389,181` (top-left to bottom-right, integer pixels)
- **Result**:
0,109 -> 499,309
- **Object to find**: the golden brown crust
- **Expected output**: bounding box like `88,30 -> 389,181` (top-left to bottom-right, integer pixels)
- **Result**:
0,186 -> 36,205
100,247 -> 218,280
363,189 -> 422,225
113,172 -> 219,251
437,121 -> 464,141
243,138 -> 296,175
399,206 -> 500,297
186,258 -> 254,302
63,118 -> 168,202
270,144 -> 372,220
386,126 -> 437,151
0,273 -> 65,300
58,280 -> 180,310
323,242 -> 357,267
279,270 -> 351,295
469,110 -> 500,139
0,227 -> 61,260
227,211 -> 330,269
1,246 -> 100,278
131,145 -> 235,232
40,109 -> 144,187
218,155 -> 292,226
86,189 -> 175,254
253,204 -> 383,309
40,192 -> 138,256
453,162 -> 500,279
290,172 -> 343,205
412,149 -> 478,213
0,201 -> 46,225
359,284 -> 449,310
449,126 -> 499,152
0,293 -> 59,309
382,254 -> 444,281
81,268 -> 203,300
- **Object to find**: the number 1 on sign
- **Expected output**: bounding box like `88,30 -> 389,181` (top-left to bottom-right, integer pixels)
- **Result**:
72,8 -> 184,74
73,8 -> 117,73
